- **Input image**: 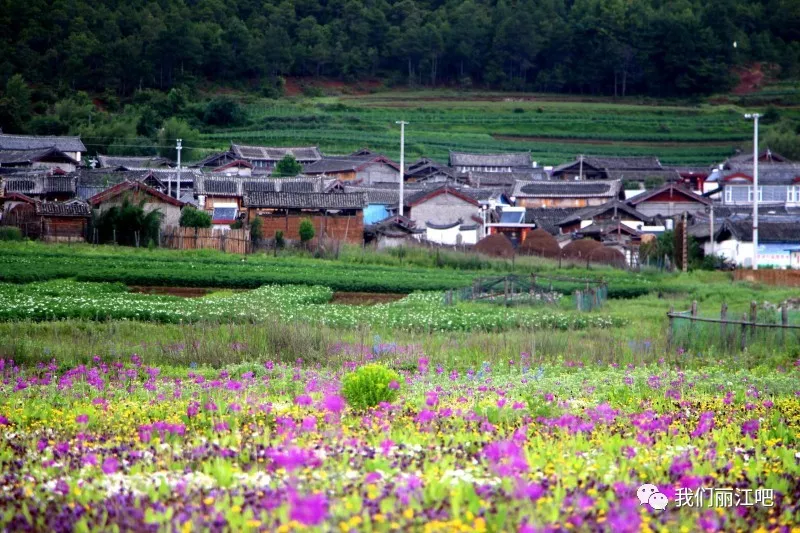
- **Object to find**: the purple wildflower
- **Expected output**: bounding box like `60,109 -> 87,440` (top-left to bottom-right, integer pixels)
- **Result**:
75,414 -> 89,424
741,419 -> 759,438
101,456 -> 119,474
289,492 -> 328,526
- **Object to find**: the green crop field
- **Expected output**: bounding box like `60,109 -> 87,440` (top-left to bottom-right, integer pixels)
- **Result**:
193,91 -> 791,166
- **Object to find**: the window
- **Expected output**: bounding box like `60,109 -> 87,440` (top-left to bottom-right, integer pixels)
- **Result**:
725,186 -> 732,204
212,207 -> 238,221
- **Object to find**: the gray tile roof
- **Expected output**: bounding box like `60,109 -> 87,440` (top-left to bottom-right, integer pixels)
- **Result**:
605,169 -> 681,182
343,185 -> 399,205
243,191 -> 367,209
556,200 -> 652,226
0,147 -> 77,165
719,216 -> 800,243
718,165 -> 800,185
583,156 -> 662,170
466,170 -> 545,189
0,134 -> 86,153
196,176 -> 321,196
231,144 -> 322,162
524,208 -> 582,234
449,151 -> 531,168
303,155 -> 399,174
513,180 -> 621,198
96,155 -> 174,169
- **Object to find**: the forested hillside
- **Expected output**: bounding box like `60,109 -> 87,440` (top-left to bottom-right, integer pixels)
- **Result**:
1,0 -> 799,99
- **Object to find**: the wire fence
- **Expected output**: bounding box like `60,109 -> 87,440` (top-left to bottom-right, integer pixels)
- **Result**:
444,274 -> 607,310
667,300 -> 800,354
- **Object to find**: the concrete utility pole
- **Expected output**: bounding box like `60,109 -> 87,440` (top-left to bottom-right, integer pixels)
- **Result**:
744,114 -> 760,270
176,139 -> 183,200
396,121 -> 408,217
709,204 -> 715,257
578,154 -> 584,180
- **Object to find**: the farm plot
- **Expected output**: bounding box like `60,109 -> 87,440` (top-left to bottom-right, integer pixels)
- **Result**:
0,281 -> 621,332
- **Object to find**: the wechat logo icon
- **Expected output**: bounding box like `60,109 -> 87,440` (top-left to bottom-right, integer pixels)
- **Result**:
637,484 -> 669,510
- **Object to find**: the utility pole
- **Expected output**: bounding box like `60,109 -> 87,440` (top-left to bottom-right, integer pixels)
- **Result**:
745,113 -> 760,270
176,139 -> 183,200
682,211 -> 688,273
395,121 -> 408,217
578,154 -> 584,180
709,204 -> 715,257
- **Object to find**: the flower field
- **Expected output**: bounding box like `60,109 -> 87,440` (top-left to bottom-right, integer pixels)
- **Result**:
1,355 -> 798,532
0,281 -> 621,332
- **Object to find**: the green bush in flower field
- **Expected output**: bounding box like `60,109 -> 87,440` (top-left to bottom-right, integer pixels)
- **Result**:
341,364 -> 401,410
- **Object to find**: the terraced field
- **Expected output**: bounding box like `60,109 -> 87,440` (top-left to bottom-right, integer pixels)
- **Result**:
197,91 -> 763,165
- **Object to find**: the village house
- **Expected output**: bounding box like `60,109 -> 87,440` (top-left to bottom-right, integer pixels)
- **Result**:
551,156 -> 666,182
341,184 -> 406,225
88,180 -> 186,227
449,151 -> 533,173
627,182 -> 711,218
706,217 -> 800,269
511,180 -> 623,208
243,191 -> 366,244
2,173 -> 77,201
0,134 -> 86,163
465,169 -> 545,193
0,147 -> 80,172
96,155 -> 174,170
710,165 -> 800,208
554,200 -> 654,235
303,152 -> 400,184
404,158 -> 458,184
484,206 -> 538,246
210,160 -> 253,177
522,208 -> 581,235
364,215 -> 424,249
230,144 -> 322,170
0,192 -> 90,241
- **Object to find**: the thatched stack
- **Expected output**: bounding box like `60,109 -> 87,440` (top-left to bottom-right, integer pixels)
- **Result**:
561,239 -> 603,261
518,229 -> 561,259
474,233 -> 515,258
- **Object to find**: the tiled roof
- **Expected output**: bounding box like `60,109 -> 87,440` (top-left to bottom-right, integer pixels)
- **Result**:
0,134 -> 86,153
303,155 -> 399,174
717,165 -> 800,185
556,200 -> 652,226
605,169 -> 681,182
403,185 -> 481,207
524,208 -> 582,234
343,186 -> 399,205
195,176 -> 326,196
231,144 -> 322,162
96,155 -> 174,169
87,180 -> 185,207
583,156 -> 662,170
35,200 -> 91,217
513,180 -> 621,198
719,216 -> 800,243
466,170 -> 545,188
243,191 -> 367,209
723,149 -> 791,168
449,151 -> 531,167
628,183 -> 711,206
0,147 -> 77,165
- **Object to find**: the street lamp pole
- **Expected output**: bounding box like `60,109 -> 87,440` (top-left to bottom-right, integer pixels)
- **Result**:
744,113 -> 760,270
396,121 -> 408,217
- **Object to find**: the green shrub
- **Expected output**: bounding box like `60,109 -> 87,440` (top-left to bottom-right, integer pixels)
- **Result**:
274,230 -> 285,249
341,364 -> 401,410
180,207 -> 212,228
250,218 -> 263,241
0,227 -> 23,241
299,219 -> 315,243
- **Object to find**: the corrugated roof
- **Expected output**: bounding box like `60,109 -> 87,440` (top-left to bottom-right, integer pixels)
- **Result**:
243,191 -> 367,209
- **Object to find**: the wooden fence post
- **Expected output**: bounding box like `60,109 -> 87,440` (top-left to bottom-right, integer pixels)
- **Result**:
781,303 -> 788,346
575,290 -> 582,312
720,302 -> 728,348
504,278 -> 509,307
740,313 -> 748,351
667,305 -> 674,354
750,301 -> 758,339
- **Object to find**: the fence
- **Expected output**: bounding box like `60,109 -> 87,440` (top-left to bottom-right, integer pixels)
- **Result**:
734,269 -> 800,287
444,274 -> 607,310
160,226 -> 251,254
667,300 -> 800,354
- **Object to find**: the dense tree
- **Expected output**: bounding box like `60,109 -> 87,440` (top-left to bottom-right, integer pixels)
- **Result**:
273,154 -> 303,177
0,0 -> 796,101
179,207 -> 212,228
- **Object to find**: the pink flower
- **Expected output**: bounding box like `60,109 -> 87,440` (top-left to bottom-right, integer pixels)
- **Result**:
741,419 -> 759,438
322,394 -> 345,414
75,414 -> 89,424
289,492 -> 328,526
295,394 -> 313,407
101,456 -> 119,474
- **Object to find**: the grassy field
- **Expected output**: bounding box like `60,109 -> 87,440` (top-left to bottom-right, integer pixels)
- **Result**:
190,90 -> 797,165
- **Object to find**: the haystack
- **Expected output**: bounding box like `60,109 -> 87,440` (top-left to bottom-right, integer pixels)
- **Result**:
474,233 -> 515,258
561,239 -> 603,260
518,229 -> 561,259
